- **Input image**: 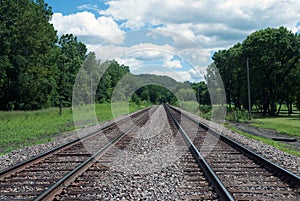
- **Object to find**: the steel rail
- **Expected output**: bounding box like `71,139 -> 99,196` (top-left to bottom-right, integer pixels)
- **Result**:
34,106 -> 158,201
167,104 -> 300,188
0,106 -> 151,180
164,104 -> 235,201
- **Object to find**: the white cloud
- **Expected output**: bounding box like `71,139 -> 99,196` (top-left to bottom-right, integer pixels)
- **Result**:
77,4 -> 99,11
90,43 -> 176,65
163,56 -> 182,69
189,66 -> 207,81
89,45 -> 127,61
102,0 -> 300,50
52,0 -> 300,82
102,0 -> 300,30
147,66 -> 207,83
115,57 -> 143,71
125,43 -> 175,61
149,70 -> 191,83
51,12 -> 125,44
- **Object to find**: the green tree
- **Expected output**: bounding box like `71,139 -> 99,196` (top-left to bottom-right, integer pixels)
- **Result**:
0,0 -> 57,110
242,27 -> 300,115
73,52 -> 102,105
212,27 -> 300,116
191,81 -> 210,105
96,60 -> 130,103
57,34 -> 87,112
212,43 -> 244,109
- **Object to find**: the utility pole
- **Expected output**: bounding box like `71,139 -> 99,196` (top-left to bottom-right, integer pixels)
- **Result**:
197,85 -> 200,105
246,57 -> 252,119
90,72 -> 93,104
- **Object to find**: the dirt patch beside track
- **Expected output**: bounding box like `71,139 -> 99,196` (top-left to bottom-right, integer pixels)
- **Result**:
229,122 -> 300,152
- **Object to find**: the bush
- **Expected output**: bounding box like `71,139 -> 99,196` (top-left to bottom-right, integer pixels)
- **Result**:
226,109 -> 250,122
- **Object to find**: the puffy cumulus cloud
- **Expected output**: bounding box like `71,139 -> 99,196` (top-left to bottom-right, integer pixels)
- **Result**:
88,41 -> 209,82
90,43 -> 176,65
101,0 -> 300,49
177,47 -> 211,67
148,66 -> 207,83
115,57 -> 144,71
55,0 -> 300,82
90,45 -> 127,61
163,57 -> 182,69
51,12 -> 125,44
102,0 -> 300,30
124,43 -> 175,60
158,23 -> 249,49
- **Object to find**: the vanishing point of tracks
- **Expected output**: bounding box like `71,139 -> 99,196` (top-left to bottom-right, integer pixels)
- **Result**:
0,104 -> 299,200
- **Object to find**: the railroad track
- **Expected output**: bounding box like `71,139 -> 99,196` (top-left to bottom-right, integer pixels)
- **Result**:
54,105 -> 219,200
165,104 -> 300,201
0,106 -> 154,200
1,104 -> 299,200
0,105 -> 223,200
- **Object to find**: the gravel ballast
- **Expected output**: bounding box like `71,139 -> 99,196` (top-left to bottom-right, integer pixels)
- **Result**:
0,108 -> 145,171
1,105 -> 299,177
174,106 -> 300,175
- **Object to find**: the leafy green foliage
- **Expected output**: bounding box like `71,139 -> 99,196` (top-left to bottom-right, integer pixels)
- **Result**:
57,34 -> 87,107
0,0 -> 58,110
96,60 -> 130,103
0,0 -> 208,112
212,27 -> 300,116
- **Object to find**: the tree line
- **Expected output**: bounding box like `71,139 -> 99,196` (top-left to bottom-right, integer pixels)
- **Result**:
210,27 -> 300,116
0,0 -> 211,111
0,0 -> 133,110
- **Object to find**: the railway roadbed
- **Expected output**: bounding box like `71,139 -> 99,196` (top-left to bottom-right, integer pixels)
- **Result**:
1,105 -> 299,200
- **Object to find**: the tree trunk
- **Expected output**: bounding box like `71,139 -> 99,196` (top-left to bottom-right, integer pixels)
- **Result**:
228,94 -> 231,110
288,102 -> 293,116
269,101 -> 276,116
263,102 -> 268,116
277,100 -> 283,116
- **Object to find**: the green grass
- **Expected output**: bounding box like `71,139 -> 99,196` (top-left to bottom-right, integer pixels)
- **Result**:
179,101 -> 200,115
179,101 -> 215,120
251,117 -> 300,137
0,102 -> 150,155
225,123 -> 300,157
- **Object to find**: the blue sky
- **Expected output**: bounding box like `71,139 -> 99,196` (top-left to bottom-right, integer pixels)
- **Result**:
46,0 -> 106,16
45,0 -> 300,82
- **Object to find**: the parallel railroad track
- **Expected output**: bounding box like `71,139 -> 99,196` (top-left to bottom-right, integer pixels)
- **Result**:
1,104 -> 299,200
1,105 -> 222,200
165,104 -> 300,201
52,105 -> 220,200
0,106 -> 154,200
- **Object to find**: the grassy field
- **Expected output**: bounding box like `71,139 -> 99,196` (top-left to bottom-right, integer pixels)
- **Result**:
251,116 -> 300,137
224,108 -> 300,156
0,102 -> 150,155
226,123 -> 300,157
177,102 -> 300,156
